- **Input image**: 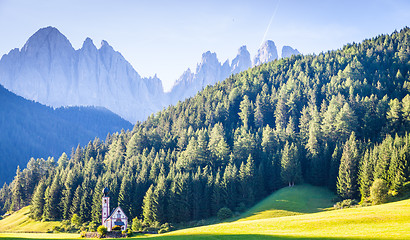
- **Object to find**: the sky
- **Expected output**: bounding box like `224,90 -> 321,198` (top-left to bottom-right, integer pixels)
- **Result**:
0,0 -> 409,91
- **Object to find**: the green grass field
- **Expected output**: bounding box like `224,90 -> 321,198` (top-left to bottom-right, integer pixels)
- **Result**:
150,198 -> 410,240
0,206 -> 61,233
1,185 -> 409,240
237,184 -> 335,221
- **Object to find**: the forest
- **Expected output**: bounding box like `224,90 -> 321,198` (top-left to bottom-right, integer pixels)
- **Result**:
0,27 -> 409,229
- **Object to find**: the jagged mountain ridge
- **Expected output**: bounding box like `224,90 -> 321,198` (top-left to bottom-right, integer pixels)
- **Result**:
0,27 -> 300,122
0,27 -> 165,123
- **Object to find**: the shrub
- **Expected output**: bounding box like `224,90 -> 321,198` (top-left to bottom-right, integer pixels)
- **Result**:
334,199 -> 358,209
71,214 -> 82,227
80,231 -> 86,238
217,207 -> 233,220
97,225 -> 107,237
370,179 -> 389,204
52,225 -> 61,233
88,221 -> 98,232
132,216 -> 143,232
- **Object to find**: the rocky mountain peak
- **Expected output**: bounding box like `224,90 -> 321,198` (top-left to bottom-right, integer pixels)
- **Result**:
22,26 -> 73,54
231,45 -> 251,74
253,40 -> 278,66
281,46 -> 301,58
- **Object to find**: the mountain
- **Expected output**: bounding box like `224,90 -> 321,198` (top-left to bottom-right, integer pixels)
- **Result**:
169,46 -> 253,104
0,27 -> 165,123
253,40 -> 278,66
281,46 -> 300,58
0,27 -> 296,123
0,83 -> 132,184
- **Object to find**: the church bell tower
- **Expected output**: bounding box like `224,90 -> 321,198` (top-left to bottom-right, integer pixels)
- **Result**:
102,187 -> 110,225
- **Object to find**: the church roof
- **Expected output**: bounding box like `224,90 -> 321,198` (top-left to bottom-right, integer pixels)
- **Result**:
108,206 -> 128,220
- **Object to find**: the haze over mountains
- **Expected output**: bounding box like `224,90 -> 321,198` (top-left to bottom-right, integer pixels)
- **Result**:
0,27 -> 300,123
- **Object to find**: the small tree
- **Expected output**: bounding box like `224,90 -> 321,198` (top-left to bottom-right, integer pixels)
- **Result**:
71,213 -> 82,227
97,225 -> 107,237
370,179 -> 389,204
132,217 -> 143,232
217,207 -> 233,220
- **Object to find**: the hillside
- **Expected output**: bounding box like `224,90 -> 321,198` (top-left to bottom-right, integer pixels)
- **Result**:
237,184 -> 335,221
0,206 -> 60,233
154,198 -> 410,240
0,84 -> 132,184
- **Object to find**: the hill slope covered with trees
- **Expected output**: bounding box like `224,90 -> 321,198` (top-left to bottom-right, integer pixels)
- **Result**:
1,28 -> 409,229
0,84 -> 132,184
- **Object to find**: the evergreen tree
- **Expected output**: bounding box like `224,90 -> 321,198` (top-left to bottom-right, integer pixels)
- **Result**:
142,185 -> 156,224
91,178 -> 104,224
43,176 -> 62,220
29,180 -> 46,220
358,149 -> 374,200
280,142 -> 301,186
337,133 -> 360,199
10,166 -> 24,211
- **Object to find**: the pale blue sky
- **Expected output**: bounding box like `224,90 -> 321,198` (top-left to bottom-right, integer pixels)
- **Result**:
0,0 -> 409,91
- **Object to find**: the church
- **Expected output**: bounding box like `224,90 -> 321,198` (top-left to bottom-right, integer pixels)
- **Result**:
102,187 -> 128,231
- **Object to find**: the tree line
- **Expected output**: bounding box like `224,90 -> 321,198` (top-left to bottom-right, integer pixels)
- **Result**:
0,27 -> 409,227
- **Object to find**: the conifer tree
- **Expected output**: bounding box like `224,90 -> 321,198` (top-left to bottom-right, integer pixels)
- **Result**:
29,180 -> 46,220
358,149 -> 374,200
10,166 -> 24,211
337,133 -> 360,199
43,176 -> 62,220
280,142 -> 301,186
142,185 -> 156,224
91,178 -> 104,224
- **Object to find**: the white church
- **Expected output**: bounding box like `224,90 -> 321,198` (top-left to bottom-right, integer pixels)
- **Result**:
102,187 -> 128,231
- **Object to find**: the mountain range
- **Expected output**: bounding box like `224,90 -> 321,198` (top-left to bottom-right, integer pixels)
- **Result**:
0,27 -> 300,123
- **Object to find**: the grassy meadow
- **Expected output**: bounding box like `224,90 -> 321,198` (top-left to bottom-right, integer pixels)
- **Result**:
0,206 -> 60,233
0,185 -> 409,240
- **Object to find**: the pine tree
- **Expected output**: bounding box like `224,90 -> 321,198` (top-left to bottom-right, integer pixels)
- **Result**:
389,147 -> 406,192
29,180 -> 46,220
358,149 -> 374,200
118,174 -> 133,218
91,177 -> 104,224
337,133 -> 360,199
142,185 -> 156,224
43,176 -> 62,220
70,185 -> 82,218
10,166 -> 24,211
239,95 -> 254,129
280,142 -> 301,186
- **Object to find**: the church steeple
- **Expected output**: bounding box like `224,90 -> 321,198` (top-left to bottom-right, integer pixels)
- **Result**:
102,187 -> 110,225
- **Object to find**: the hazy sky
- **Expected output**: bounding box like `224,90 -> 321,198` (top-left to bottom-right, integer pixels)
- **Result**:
0,0 -> 409,91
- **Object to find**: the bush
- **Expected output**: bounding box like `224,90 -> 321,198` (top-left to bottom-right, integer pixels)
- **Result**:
334,199 -> 358,209
370,179 -> 389,204
132,216 -> 143,232
80,231 -> 86,238
97,225 -> 107,237
52,225 -> 61,233
71,214 -> 82,227
88,221 -> 98,232
217,207 -> 233,220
